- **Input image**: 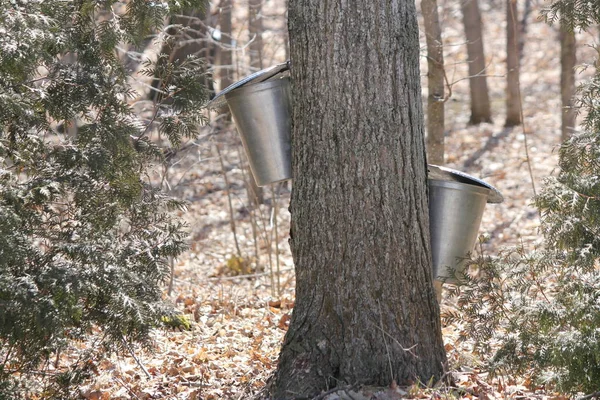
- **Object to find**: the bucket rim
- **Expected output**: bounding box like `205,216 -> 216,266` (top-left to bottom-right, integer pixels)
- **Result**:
428,164 -> 504,203
224,76 -> 290,100
428,178 -> 491,196
207,61 -> 290,110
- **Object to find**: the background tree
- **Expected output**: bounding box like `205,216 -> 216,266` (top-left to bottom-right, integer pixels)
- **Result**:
518,0 -> 533,55
249,0 -> 265,72
0,0 -> 207,397
269,1 -> 447,398
560,22 -> 577,140
246,0 -> 265,204
218,0 -> 234,91
461,0 -> 493,124
422,0 -> 446,165
505,0 -> 522,126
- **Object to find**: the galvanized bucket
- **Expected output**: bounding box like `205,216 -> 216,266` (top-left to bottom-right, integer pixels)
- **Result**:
428,179 -> 489,283
427,165 -> 503,284
225,77 -> 292,186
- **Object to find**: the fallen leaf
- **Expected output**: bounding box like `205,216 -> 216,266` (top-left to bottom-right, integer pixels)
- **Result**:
278,313 -> 291,330
268,299 -> 282,308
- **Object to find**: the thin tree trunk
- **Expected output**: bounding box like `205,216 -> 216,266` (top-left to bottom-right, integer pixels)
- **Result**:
218,0 -> 234,91
560,23 -> 577,141
422,0 -> 445,165
247,0 -> 265,204
270,1 -> 447,398
249,0 -> 264,70
518,0 -> 532,57
505,0 -> 522,127
461,0 -> 493,124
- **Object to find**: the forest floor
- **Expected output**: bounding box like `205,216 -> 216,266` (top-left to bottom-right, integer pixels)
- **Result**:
73,0 -> 599,399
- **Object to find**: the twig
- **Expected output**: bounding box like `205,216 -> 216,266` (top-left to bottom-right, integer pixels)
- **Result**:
448,385 -> 478,398
168,256 -> 175,296
373,325 -> 419,358
236,144 -> 261,271
265,204 -> 275,298
114,376 -> 142,399
229,141 -> 275,295
2,343 -> 14,371
442,63 -> 453,103
509,1 -> 537,197
271,185 -> 282,297
207,266 -> 293,281
377,300 -> 394,383
433,361 -> 454,388
437,58 -> 506,104
216,143 -> 243,258
122,338 -> 151,380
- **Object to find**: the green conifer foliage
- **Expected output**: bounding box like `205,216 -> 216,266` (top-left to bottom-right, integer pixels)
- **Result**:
0,0 -> 207,396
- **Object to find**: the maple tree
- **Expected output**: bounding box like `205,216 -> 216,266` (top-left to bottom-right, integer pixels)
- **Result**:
268,1 -> 446,398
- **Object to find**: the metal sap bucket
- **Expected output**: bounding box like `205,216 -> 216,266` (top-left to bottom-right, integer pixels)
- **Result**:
428,165 -> 503,284
225,77 -> 292,186
206,62 -> 292,186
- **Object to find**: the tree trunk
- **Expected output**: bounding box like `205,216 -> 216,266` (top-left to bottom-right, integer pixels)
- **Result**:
270,1 -> 447,398
247,0 -> 265,204
518,0 -> 532,57
422,0 -> 445,165
218,0 -> 234,91
505,0 -> 522,127
461,0 -> 493,124
560,23 -> 577,141
249,0 -> 264,71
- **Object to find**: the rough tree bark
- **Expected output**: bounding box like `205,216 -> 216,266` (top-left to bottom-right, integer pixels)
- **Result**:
560,23 -> 577,141
461,0 -> 493,124
422,0 -> 446,165
505,0 -> 522,127
269,1 -> 447,398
